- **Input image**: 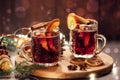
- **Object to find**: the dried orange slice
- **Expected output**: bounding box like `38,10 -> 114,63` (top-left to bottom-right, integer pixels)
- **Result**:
85,56 -> 104,67
0,55 -> 9,60
46,18 -> 60,31
1,61 -> 12,71
40,38 -> 49,51
67,13 -> 77,30
70,58 -> 85,65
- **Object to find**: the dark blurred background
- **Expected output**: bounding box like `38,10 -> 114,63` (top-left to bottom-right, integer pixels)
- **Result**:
0,0 -> 120,41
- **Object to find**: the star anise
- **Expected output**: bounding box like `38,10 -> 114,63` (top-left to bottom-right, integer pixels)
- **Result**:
79,63 -> 87,71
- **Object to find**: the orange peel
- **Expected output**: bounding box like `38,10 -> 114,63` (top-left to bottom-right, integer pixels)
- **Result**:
67,13 -> 90,30
40,38 -> 49,51
67,13 -> 77,30
84,33 -> 90,47
46,18 -> 60,31
73,13 -> 90,24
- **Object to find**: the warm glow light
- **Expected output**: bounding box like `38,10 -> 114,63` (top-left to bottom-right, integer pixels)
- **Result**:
112,64 -> 119,80
89,73 -> 96,80
60,33 -> 64,40
105,48 -> 111,53
113,48 -> 119,53
112,65 -> 118,75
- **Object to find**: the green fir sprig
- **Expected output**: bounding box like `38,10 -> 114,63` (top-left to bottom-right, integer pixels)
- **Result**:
15,61 -> 33,75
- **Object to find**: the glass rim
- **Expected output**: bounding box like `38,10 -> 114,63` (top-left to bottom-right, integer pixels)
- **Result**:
32,31 -> 60,38
79,19 -> 98,26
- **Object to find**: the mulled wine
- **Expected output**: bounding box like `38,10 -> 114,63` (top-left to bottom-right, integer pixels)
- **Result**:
70,19 -> 106,58
32,31 -> 60,66
71,29 -> 97,58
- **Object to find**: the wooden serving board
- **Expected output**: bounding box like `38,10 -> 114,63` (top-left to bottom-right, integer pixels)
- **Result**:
15,48 -> 114,79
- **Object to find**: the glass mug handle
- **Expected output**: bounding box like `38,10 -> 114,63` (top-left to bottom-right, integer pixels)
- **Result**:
95,34 -> 106,56
19,43 -> 32,62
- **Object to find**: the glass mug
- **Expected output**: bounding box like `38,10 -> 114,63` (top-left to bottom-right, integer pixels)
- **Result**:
21,27 -> 61,66
69,19 -> 106,58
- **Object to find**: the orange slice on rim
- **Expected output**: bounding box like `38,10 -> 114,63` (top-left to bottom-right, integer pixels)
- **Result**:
73,13 -> 90,24
67,13 -> 77,30
46,18 -> 60,31
67,13 -> 90,30
46,18 -> 60,51
37,18 -> 60,51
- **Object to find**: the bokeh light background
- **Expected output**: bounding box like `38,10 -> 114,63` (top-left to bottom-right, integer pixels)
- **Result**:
0,0 -> 120,41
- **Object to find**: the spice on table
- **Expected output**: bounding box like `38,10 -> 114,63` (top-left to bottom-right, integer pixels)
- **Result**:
67,64 -> 77,71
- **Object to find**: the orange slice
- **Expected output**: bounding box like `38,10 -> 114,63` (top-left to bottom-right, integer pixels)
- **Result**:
39,33 -> 49,51
73,13 -> 90,24
47,38 -> 56,52
70,58 -> 85,65
85,56 -> 104,67
40,38 -> 49,51
0,55 -> 9,60
46,18 -> 60,31
67,13 -> 77,30
67,13 -> 90,30
1,61 -> 12,71
84,33 -> 90,47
